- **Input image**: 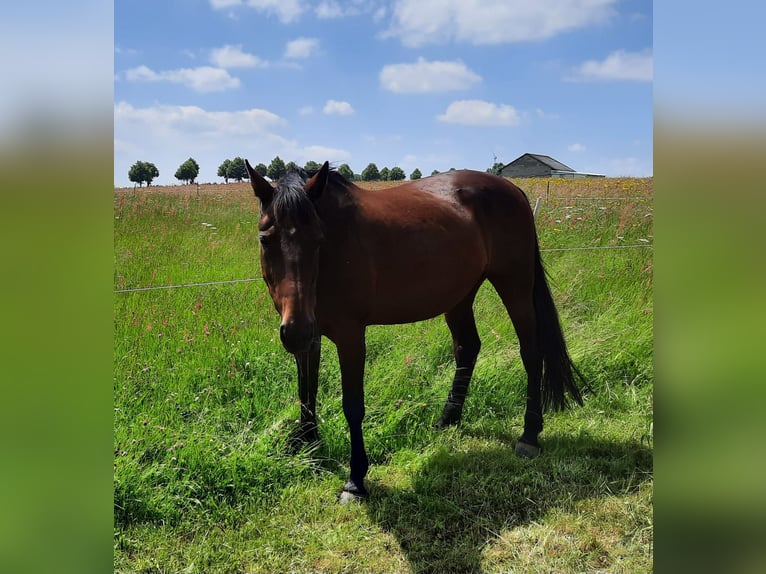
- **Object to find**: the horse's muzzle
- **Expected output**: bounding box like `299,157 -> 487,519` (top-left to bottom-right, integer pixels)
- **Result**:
279,318 -> 317,354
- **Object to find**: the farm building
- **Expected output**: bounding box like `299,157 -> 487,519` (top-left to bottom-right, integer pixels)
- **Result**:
500,153 -> 604,179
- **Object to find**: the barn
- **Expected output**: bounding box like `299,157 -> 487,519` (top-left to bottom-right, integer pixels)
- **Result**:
500,153 -> 604,179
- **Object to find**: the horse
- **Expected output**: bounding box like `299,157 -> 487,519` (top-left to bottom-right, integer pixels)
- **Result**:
245,160 -> 584,502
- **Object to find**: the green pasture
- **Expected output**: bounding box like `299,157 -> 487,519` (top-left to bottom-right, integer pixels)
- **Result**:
114,178 -> 653,573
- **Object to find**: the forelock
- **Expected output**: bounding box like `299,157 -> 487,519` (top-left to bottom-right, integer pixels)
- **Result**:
271,169 -> 317,225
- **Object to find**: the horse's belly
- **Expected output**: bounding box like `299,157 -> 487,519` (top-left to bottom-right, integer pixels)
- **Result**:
366,245 -> 485,325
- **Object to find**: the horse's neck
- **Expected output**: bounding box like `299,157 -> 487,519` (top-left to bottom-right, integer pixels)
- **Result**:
318,183 -> 360,235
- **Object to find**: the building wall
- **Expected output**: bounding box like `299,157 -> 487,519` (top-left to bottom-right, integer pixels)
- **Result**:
500,156 -> 552,178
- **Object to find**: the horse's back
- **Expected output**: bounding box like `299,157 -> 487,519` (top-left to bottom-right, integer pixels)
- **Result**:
407,170 -> 537,271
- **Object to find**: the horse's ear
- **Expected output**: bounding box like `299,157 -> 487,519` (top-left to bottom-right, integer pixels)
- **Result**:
246,159 -> 273,206
304,161 -> 329,201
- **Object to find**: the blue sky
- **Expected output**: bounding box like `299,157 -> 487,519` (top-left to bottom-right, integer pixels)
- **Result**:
114,0 -> 652,186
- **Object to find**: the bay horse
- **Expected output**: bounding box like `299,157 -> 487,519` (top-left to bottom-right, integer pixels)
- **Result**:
245,160 -> 584,502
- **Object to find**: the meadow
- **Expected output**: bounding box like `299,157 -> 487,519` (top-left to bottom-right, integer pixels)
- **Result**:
114,176 -> 653,573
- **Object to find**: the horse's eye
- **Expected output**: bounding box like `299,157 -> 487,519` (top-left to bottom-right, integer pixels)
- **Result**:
259,230 -> 276,246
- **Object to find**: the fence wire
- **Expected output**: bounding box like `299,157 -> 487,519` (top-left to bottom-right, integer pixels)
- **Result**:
114,243 -> 652,294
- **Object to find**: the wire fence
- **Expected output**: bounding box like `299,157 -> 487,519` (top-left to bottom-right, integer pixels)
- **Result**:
113,278 -> 263,294
115,189 -> 652,294
113,243 -> 652,294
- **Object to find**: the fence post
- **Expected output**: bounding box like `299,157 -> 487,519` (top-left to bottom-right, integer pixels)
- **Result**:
533,197 -> 541,219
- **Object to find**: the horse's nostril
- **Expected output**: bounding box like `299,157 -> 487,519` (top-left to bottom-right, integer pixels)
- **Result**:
279,319 -> 315,353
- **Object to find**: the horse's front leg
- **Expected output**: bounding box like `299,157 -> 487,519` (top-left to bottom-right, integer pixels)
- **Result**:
290,337 -> 321,450
334,324 -> 369,503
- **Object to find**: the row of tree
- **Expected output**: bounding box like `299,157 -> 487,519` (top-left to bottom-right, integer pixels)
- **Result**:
128,157 -> 200,187
233,156 -> 420,183
128,155 -> 505,187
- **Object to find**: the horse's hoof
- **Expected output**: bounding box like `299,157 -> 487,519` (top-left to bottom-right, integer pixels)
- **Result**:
515,441 -> 541,458
338,490 -> 364,504
434,406 -> 462,429
339,481 -> 368,504
287,425 -> 320,454
434,417 -> 459,429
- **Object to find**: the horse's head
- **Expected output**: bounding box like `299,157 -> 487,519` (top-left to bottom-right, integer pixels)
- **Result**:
246,160 -> 329,354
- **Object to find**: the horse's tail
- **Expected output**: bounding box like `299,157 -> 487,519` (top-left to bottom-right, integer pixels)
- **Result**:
533,242 -> 586,411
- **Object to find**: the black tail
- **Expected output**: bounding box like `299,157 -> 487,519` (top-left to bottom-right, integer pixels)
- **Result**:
533,243 -> 585,411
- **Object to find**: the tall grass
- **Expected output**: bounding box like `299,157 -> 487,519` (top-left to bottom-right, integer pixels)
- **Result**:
114,178 -> 653,573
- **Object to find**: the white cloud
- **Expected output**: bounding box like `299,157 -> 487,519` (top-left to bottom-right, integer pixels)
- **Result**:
115,101 -> 285,184
380,57 -> 481,93
385,0 -> 615,47
284,37 -> 320,59
210,0 -> 242,7
115,46 -> 139,56
209,0 -> 305,23
298,105 -> 315,116
124,65 -> 240,92
568,49 -> 653,82
210,44 -> 266,68
437,100 -> 520,126
315,1 -> 344,18
568,143 -> 586,152
323,100 -> 355,115
300,145 -> 352,162
534,108 -> 559,120
114,100 -> 355,185
114,101 -> 285,137
315,1 -> 383,19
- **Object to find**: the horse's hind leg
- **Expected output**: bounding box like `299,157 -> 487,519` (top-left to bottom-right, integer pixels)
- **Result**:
489,274 -> 544,457
436,288 -> 481,428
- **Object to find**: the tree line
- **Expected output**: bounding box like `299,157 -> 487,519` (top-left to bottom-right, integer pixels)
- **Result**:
127,156 -> 505,187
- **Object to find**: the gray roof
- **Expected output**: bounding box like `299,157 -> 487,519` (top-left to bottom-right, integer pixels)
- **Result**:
506,153 -> 575,172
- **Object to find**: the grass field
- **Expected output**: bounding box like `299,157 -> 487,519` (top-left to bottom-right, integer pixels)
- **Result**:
114,176 -> 653,573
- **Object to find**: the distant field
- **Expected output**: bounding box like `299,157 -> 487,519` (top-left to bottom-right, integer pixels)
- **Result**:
114,176 -> 653,573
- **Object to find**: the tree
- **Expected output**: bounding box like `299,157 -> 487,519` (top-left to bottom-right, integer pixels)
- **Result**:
228,157 -> 248,182
304,160 -> 321,172
285,161 -> 300,173
487,161 -> 504,175
361,163 -> 380,181
431,169 -> 440,176
337,163 -> 354,181
379,166 -> 390,181
254,162 -> 267,177
175,157 -> 200,184
410,168 -> 422,180
389,166 -> 406,181
128,160 -> 159,187
267,156 -> 287,180
217,159 -> 232,183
